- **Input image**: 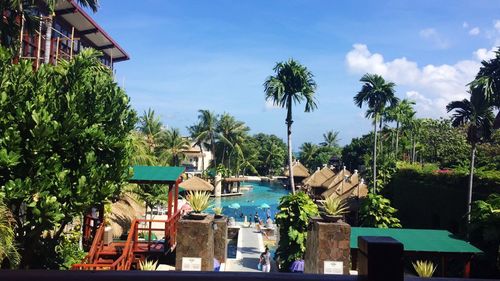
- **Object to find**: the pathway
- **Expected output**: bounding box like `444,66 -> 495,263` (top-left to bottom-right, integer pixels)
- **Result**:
225,225 -> 264,272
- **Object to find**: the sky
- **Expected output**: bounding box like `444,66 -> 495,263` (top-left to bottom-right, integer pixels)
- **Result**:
89,0 -> 500,148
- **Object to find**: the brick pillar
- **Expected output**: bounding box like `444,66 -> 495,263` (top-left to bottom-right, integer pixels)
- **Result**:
213,217 -> 228,263
175,215 -> 214,271
357,236 -> 403,281
304,219 -> 351,274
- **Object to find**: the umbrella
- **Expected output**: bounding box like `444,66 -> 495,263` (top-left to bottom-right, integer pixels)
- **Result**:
259,203 -> 270,209
290,260 -> 304,273
228,203 -> 241,209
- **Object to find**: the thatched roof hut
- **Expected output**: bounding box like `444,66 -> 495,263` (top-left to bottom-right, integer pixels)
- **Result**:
302,166 -> 335,188
109,193 -> 145,238
179,176 -> 214,192
321,167 -> 351,189
321,170 -> 368,200
284,161 -> 310,178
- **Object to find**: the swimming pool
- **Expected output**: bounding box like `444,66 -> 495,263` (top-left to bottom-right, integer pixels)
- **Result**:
211,181 -> 289,221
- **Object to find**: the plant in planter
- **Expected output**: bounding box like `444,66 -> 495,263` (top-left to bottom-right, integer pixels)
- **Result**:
320,197 -> 349,222
139,259 -> 158,270
412,260 -> 436,277
103,201 -> 114,245
185,191 -> 212,220
213,207 -> 224,219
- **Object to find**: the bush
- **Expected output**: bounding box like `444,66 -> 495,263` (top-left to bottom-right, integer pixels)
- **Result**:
275,192 -> 318,271
359,193 -> 402,228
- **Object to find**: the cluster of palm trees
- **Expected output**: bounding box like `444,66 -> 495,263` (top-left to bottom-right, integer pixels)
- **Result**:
188,110 -> 257,176
298,130 -> 341,170
131,109 -> 190,166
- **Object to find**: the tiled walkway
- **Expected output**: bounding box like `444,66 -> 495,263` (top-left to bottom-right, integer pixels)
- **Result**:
225,226 -> 264,272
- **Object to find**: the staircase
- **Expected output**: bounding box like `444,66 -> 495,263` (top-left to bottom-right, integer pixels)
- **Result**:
72,210 -> 181,270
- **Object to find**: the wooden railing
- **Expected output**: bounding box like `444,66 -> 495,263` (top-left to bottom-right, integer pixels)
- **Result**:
80,220 -> 105,265
82,215 -> 101,251
166,209 -> 182,249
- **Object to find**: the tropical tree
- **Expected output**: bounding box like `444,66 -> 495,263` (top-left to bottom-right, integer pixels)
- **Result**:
298,142 -> 318,169
471,47 -> 500,128
0,198 -> 20,268
253,133 -> 287,176
385,99 -> 415,158
354,73 -> 398,192
43,0 -> 98,64
192,109 -> 218,168
264,59 -> 317,194
216,113 -> 248,171
447,90 -> 494,225
129,131 -> 157,165
321,130 -> 340,147
187,123 -> 209,174
161,128 -> 189,166
138,109 -> 164,155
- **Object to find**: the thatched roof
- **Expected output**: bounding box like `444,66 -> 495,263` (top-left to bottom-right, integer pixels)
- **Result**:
321,171 -> 368,200
109,193 -> 145,238
321,168 -> 351,189
302,166 -> 335,188
284,161 -> 310,178
223,177 -> 248,182
179,176 -> 214,191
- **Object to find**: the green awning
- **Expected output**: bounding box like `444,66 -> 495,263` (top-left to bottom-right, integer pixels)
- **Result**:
129,166 -> 185,184
350,227 -> 482,254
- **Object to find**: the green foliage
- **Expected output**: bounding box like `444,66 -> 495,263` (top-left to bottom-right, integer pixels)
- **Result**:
359,193 -> 402,228
0,198 -> 19,268
275,192 -> 318,271
412,260 -> 436,277
321,197 -> 349,216
212,207 -> 223,215
342,134 -> 372,171
299,142 -> 341,171
253,133 -> 287,176
185,191 -> 212,213
54,229 -> 86,270
0,47 -> 136,268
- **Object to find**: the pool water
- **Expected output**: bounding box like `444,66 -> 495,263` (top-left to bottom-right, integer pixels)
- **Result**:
211,181 -> 289,221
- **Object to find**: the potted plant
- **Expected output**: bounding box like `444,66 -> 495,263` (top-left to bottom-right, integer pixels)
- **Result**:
139,259 -> 159,271
320,197 -> 349,222
213,207 -> 224,219
184,191 -> 212,220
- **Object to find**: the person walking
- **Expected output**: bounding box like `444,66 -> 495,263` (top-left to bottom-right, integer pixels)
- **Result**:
259,246 -> 271,272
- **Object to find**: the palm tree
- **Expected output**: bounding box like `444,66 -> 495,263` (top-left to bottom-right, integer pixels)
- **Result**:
138,109 -> 163,154
354,73 -> 398,193
161,128 -> 190,166
193,109 -> 218,168
216,113 -> 249,171
43,0 -> 98,64
447,90 -> 494,225
187,123 -> 208,174
299,142 -> 318,169
129,131 -> 157,165
471,48 -> 500,129
321,130 -> 340,147
264,59 -> 317,194
385,99 -> 416,158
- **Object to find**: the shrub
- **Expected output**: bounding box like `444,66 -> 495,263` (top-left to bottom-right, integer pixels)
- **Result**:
359,193 -> 402,228
321,197 -> 349,216
185,191 -> 212,213
412,260 -> 436,277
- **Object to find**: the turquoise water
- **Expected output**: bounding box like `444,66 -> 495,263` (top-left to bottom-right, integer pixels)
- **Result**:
212,181 -> 289,221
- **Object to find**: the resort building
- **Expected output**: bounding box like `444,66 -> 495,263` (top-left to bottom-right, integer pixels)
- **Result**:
284,161 -> 310,188
181,143 -> 214,174
303,166 -> 368,200
15,0 -> 128,68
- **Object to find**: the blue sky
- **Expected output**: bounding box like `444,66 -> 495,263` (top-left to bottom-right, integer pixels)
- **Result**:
90,0 -> 500,148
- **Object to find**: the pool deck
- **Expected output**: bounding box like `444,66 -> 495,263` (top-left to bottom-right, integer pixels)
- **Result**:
225,224 -> 264,272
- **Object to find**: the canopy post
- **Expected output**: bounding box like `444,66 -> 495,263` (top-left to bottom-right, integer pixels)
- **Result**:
464,256 -> 471,278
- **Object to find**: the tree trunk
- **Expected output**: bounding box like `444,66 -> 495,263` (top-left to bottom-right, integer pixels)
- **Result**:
199,144 -> 205,174
412,139 -> 416,163
466,144 -> 476,226
286,96 -> 295,194
44,14 -> 53,64
18,2 -> 24,57
372,116 -> 378,193
395,122 -> 400,159
211,134 -> 217,168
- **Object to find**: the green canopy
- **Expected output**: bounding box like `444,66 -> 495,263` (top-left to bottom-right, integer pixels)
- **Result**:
129,165 -> 185,184
350,227 -> 481,254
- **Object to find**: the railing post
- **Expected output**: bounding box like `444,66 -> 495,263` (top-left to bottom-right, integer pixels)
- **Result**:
357,236 -> 404,281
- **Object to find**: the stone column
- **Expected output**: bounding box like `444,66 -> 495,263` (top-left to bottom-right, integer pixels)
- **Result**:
304,218 -> 351,274
213,217 -> 228,263
214,174 -> 222,197
175,215 -> 214,271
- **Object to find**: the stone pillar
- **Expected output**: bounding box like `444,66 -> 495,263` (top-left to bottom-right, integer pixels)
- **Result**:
175,215 -> 214,271
304,219 -> 351,274
214,174 -> 222,197
213,217 -> 228,263
357,236 -> 403,281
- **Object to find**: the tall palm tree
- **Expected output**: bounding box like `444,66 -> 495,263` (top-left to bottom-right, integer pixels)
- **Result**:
43,0 -> 98,64
129,131 -> 157,165
187,123 -> 208,174
264,59 -> 317,194
161,128 -> 190,166
471,48 -> 500,129
299,142 -> 318,169
447,90 -> 494,225
216,113 -> 248,171
320,130 -> 340,147
193,109 -> 218,168
385,99 -> 416,158
354,73 -> 398,193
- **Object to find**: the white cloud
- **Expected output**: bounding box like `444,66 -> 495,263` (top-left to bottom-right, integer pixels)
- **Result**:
474,47 -> 497,61
345,44 -> 481,117
469,27 -> 480,36
419,28 -> 449,49
463,22 -> 469,28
